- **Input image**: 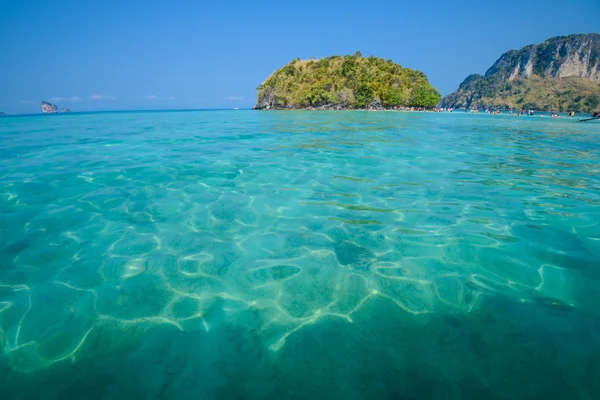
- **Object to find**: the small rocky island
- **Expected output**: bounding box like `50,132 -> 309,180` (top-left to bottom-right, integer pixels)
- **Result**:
41,101 -> 73,114
41,101 -> 58,113
441,33 -> 600,112
255,52 -> 441,110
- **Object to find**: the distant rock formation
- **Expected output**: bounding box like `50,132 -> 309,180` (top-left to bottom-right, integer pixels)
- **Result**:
0,112 -> 6,116
61,108 -> 71,113
441,33 -> 600,112
41,101 -> 58,114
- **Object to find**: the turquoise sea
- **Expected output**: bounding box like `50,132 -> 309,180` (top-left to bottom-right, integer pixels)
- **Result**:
1,110 -> 600,399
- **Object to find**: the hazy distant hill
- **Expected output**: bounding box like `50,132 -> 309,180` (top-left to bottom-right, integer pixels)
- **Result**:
441,33 -> 600,112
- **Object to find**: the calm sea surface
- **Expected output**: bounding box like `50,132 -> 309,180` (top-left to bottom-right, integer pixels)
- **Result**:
1,110 -> 600,399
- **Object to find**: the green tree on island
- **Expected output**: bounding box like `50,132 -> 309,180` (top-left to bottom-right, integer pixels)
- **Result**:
255,53 -> 441,110
409,84 -> 442,109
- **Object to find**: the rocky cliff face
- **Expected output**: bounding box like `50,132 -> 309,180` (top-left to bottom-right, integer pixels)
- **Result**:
41,101 -> 58,114
442,33 -> 600,112
486,34 -> 600,82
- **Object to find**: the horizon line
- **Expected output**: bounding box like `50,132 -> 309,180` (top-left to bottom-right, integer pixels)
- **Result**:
0,107 -> 253,117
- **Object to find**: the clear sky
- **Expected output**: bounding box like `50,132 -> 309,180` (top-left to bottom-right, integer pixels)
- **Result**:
1,0 -> 599,114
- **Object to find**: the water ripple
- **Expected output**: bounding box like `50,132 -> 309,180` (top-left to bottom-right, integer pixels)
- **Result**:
1,111 -> 599,397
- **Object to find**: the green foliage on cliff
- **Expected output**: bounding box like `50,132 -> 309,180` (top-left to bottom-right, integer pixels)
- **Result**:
256,52 -> 441,109
443,75 -> 600,112
409,84 -> 443,108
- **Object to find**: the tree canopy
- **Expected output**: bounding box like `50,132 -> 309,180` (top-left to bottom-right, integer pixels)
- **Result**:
256,53 -> 441,109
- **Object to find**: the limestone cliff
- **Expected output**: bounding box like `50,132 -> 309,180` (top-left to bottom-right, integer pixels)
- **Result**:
442,33 -> 600,112
41,101 -> 58,114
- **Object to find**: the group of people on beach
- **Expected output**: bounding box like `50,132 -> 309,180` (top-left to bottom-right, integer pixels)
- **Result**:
361,106 -> 599,117
508,109 -> 534,116
497,109 -> 593,118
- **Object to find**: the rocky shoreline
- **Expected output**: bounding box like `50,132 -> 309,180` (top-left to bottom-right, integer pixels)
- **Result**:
252,105 -> 437,111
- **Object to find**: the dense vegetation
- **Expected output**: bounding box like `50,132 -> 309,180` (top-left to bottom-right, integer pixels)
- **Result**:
255,52 -> 441,110
441,34 -> 600,112
443,75 -> 600,112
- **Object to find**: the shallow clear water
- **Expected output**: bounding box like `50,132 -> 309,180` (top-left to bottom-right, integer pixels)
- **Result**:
1,110 -> 600,398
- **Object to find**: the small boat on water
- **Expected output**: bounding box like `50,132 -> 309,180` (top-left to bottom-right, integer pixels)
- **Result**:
577,112 -> 600,122
577,117 -> 600,123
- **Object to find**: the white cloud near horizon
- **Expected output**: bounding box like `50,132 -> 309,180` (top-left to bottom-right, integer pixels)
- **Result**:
143,95 -> 176,100
89,94 -> 116,100
49,96 -> 82,102
226,96 -> 245,101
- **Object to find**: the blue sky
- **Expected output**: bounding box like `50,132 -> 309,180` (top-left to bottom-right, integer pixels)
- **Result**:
1,0 -> 599,114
